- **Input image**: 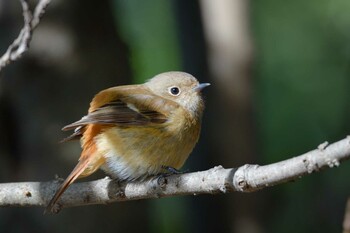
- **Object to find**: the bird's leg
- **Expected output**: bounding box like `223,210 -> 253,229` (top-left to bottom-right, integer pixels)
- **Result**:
161,165 -> 184,175
155,166 -> 187,185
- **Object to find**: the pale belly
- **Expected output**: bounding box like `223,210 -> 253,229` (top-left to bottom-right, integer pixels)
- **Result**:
95,125 -> 199,181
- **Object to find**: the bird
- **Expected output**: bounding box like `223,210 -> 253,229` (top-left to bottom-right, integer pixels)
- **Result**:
45,71 -> 210,213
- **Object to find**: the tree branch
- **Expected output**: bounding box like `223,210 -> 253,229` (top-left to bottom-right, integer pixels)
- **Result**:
343,197 -> 350,233
0,0 -> 51,72
0,136 -> 349,213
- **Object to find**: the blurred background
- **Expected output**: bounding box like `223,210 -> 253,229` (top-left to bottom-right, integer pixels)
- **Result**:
0,0 -> 350,232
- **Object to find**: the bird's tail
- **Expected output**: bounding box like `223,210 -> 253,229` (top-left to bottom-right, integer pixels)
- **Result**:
44,158 -> 91,214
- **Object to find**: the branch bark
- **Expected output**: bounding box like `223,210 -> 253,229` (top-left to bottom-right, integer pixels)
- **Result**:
0,136 -> 349,213
0,0 -> 51,72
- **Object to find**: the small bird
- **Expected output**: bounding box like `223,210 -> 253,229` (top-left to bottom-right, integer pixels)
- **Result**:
45,71 -> 210,213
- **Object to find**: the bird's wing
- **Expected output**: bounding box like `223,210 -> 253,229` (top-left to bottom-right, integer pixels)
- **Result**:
61,86 -> 179,136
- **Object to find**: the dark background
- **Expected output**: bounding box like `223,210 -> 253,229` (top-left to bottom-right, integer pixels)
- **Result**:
0,0 -> 350,232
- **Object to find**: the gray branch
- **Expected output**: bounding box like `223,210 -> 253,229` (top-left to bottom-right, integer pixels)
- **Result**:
0,0 -> 51,72
0,136 -> 349,213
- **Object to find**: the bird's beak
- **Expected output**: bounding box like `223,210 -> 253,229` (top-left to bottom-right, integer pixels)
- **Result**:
193,83 -> 211,92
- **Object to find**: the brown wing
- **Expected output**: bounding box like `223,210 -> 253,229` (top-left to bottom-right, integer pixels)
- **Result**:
61,87 -> 179,140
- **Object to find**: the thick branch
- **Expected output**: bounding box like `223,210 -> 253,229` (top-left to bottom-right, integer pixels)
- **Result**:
0,136 -> 349,212
0,0 -> 51,72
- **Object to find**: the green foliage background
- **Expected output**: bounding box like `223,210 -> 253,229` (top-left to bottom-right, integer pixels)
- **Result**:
252,1 -> 350,232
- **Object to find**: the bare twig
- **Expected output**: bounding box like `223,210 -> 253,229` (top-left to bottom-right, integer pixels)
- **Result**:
0,136 -> 349,213
0,0 -> 51,72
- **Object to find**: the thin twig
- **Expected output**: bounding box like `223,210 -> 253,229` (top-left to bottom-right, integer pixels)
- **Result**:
0,0 -> 51,72
0,136 -> 349,213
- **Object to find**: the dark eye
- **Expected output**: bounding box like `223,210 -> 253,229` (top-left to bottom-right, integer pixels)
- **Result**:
169,86 -> 180,96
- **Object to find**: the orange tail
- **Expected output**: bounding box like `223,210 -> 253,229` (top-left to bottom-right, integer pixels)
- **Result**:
44,159 -> 90,214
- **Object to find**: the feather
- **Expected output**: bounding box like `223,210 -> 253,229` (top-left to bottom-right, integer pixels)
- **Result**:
61,89 -> 179,136
45,141 -> 104,214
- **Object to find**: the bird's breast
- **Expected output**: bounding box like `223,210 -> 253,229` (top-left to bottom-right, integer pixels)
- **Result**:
94,112 -> 200,181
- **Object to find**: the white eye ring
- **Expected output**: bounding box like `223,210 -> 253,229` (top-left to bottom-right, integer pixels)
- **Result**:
168,86 -> 181,96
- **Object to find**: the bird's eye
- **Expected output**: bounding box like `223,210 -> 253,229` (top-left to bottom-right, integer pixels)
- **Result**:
169,86 -> 180,96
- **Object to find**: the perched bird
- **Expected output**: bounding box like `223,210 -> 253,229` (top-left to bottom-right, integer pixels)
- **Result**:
45,71 -> 210,213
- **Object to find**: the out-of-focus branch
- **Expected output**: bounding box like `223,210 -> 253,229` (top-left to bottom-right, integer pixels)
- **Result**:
343,197 -> 350,233
0,0 -> 51,72
0,137 -> 349,213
